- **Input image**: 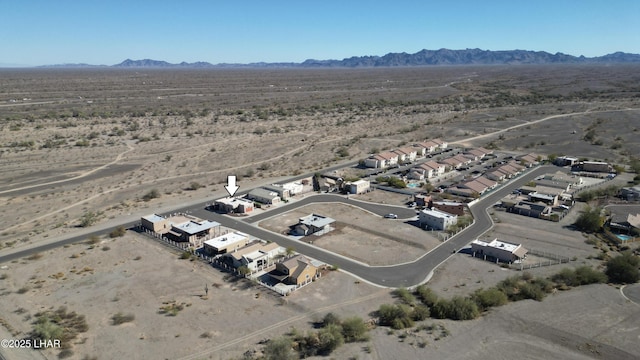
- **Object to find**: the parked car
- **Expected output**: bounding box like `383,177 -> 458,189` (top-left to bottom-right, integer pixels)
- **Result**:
384,213 -> 398,219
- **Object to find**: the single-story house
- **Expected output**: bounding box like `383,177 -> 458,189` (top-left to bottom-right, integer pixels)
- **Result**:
471,238 -> 528,263
518,153 -> 540,167
485,170 -> 506,182
419,208 -> 458,230
213,197 -> 255,214
292,214 -> 336,236
609,212 -> 640,234
509,201 -> 551,218
528,192 -> 559,206
458,176 -> 497,195
554,156 -> 579,167
246,188 -> 281,205
345,179 -> 370,194
272,255 -> 319,287
203,231 -> 250,256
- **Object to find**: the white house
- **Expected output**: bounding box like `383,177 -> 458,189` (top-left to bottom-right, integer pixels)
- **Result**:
345,179 -> 370,194
470,238 -> 528,263
419,208 -> 458,230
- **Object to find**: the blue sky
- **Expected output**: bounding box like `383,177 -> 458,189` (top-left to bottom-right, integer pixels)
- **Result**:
1,0 -> 639,66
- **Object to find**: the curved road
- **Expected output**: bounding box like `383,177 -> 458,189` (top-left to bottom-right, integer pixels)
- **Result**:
0,165 -> 556,288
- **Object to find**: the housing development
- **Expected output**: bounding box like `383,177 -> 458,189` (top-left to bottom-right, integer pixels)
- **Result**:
0,64 -> 639,360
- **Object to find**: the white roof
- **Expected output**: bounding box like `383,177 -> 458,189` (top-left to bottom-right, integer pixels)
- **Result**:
471,238 -> 520,253
204,231 -> 249,250
174,220 -> 220,235
420,208 -> 456,219
142,214 -> 165,223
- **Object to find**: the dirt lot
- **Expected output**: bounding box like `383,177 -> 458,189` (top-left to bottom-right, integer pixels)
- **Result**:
0,231 -> 394,360
258,202 -> 440,265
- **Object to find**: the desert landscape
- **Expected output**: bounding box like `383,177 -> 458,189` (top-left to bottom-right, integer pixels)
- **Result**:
1,64 -> 640,359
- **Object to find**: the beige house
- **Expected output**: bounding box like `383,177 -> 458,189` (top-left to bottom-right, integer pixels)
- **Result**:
203,231 -> 250,256
222,241 -> 282,272
273,255 -> 319,287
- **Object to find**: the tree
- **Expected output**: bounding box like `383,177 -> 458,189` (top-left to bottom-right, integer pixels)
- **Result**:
574,206 -> 604,233
606,252 -> 640,284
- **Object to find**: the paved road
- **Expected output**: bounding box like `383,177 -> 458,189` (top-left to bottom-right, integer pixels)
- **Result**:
622,284 -> 640,305
0,165 -> 557,287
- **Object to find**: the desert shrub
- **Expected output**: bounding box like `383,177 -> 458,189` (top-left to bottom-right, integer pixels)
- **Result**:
411,304 -> 431,321
79,211 -> 100,227
179,251 -> 192,260
606,252 -> 640,284
111,313 -> 135,325
142,189 -> 160,202
263,336 -> 296,360
430,299 -> 450,319
340,316 -> 369,342
519,282 -> 546,301
447,296 -> 480,320
551,268 -> 578,287
317,323 -> 344,355
415,285 -> 438,306
109,226 -> 127,238
322,312 -> 341,327
187,181 -> 203,190
393,287 -> 416,305
471,288 -> 508,311
574,266 -> 608,285
377,304 -> 414,329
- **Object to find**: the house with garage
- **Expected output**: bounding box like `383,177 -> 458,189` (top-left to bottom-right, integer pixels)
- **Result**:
364,151 -> 399,169
246,188 -> 281,205
419,208 -> 458,230
431,138 -> 448,149
291,214 -> 336,236
221,241 -> 283,272
393,147 -> 418,163
470,238 -> 528,263
203,231 -> 251,256
213,197 -> 255,214
272,254 -> 319,287
518,153 -> 540,167
508,201 -> 551,218
141,213 -> 221,248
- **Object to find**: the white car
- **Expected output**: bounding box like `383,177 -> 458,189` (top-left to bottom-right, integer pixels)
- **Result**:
384,213 -> 398,219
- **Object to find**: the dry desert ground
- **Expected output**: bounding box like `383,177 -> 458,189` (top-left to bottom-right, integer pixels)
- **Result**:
1,65 -> 640,359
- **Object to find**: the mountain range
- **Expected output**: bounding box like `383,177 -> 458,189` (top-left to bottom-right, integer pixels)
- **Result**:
41,48 -> 640,68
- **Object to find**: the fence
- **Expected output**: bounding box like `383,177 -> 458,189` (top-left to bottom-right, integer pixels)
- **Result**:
510,248 -> 571,271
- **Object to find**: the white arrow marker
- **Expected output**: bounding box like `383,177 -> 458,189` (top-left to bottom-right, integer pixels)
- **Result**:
224,175 -> 239,197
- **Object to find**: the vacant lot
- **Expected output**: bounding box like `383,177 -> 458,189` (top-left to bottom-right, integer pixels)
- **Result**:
258,202 -> 440,265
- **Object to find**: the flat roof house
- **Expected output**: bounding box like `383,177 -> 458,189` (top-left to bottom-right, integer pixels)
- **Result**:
203,231 -> 250,256
345,179 -> 370,194
419,208 -> 458,231
431,201 -> 466,216
246,188 -> 282,205
213,197 -> 255,214
141,214 -> 220,247
471,238 -> 528,263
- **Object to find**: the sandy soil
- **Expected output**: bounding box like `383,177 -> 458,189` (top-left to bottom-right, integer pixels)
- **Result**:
258,202 -> 440,265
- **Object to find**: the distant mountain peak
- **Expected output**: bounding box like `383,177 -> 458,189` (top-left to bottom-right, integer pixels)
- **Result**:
35,49 -> 640,69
